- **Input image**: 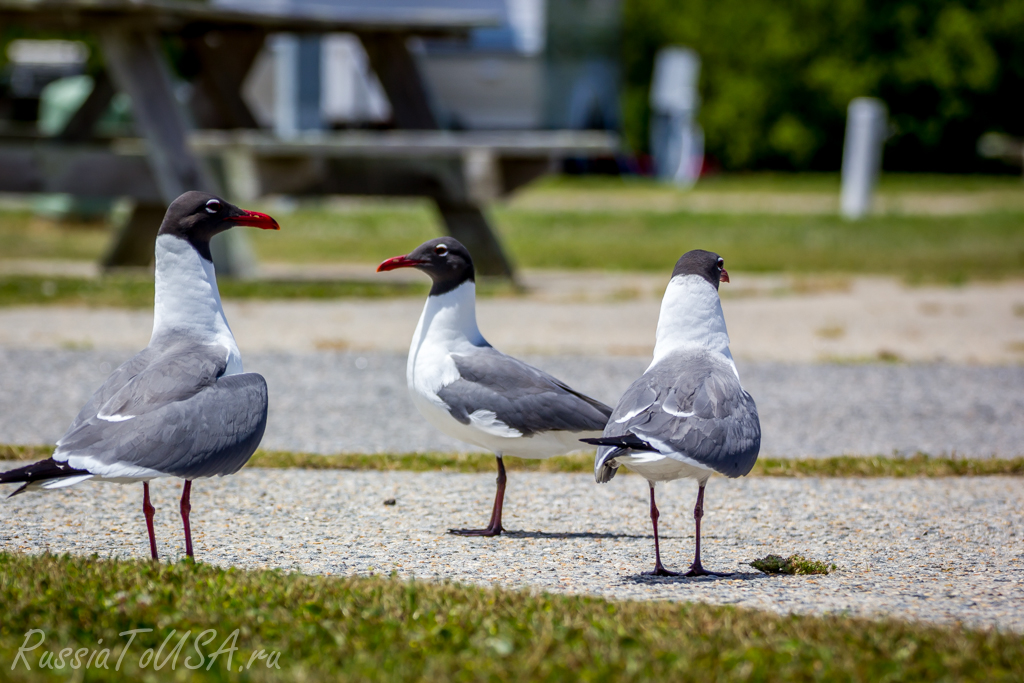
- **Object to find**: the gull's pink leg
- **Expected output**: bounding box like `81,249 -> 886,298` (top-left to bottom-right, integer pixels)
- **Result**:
644,483 -> 680,577
180,480 -> 193,558
683,483 -> 731,577
449,456 -> 507,537
143,482 -> 158,560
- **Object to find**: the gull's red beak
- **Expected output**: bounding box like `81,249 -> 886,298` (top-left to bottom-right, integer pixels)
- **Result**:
720,269 -> 730,284
228,209 -> 280,231
377,255 -> 426,272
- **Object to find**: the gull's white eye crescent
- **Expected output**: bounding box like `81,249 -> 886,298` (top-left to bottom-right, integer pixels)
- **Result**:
434,244 -> 448,256
205,199 -> 221,214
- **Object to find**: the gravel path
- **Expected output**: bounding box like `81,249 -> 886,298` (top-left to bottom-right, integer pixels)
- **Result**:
1,349 -> 1022,457
1,468 -> 1020,633
2,274 -> 1022,362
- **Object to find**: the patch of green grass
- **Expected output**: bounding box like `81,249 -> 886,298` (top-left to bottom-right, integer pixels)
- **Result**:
246,450 -> 587,474
751,454 -> 1024,477
750,554 -> 838,575
0,552 -> 1020,682
248,451 -> 1024,477
0,445 -> 52,462
491,210 -> 1024,281
219,279 -> 427,301
3,175 -> 1024,282
0,275 -> 155,308
249,202 -> 440,265
532,172 -> 1024,195
0,275 -> 427,308
873,173 -> 1024,194
0,212 -> 110,261
237,177 -> 1024,281
6,447 -> 1022,477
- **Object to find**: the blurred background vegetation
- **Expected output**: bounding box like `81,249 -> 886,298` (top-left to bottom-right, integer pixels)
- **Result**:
621,0 -> 1024,172
0,0 -> 1020,298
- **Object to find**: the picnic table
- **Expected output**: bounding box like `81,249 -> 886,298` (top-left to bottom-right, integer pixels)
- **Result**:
0,0 -> 618,277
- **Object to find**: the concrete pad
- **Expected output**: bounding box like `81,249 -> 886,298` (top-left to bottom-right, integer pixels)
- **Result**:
0,273 -> 1021,364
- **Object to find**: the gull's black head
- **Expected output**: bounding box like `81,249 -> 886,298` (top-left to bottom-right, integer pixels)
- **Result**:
157,191 -> 279,262
671,249 -> 730,290
377,237 -> 475,296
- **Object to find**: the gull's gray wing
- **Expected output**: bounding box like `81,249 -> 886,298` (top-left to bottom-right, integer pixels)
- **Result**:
436,348 -> 612,436
61,346 -> 160,437
54,342 -> 268,478
604,351 -> 760,478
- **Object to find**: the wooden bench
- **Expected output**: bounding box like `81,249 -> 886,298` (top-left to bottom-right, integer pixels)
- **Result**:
0,0 -> 618,279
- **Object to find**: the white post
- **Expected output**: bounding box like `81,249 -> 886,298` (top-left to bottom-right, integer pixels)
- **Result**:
272,34 -> 299,138
649,47 -> 703,187
840,97 -> 887,220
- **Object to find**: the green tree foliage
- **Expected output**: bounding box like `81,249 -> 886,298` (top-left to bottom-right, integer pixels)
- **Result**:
622,0 -> 1024,171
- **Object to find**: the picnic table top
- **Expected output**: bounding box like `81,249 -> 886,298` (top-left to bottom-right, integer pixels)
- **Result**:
187,129 -> 621,158
0,129 -> 619,156
0,0 -> 502,33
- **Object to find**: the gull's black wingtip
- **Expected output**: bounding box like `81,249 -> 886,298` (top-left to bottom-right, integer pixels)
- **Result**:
584,434 -> 659,484
0,458 -> 89,496
580,434 -> 657,452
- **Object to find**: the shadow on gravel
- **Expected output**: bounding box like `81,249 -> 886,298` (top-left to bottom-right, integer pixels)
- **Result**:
626,571 -> 767,585
503,530 -> 662,540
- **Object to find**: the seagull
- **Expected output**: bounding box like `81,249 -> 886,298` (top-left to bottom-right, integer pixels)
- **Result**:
0,191 -> 279,561
582,250 -> 760,576
378,237 -> 612,536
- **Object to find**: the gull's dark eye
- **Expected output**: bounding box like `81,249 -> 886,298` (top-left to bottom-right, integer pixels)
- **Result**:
205,199 -> 222,215
434,244 -> 449,256
717,258 -> 724,269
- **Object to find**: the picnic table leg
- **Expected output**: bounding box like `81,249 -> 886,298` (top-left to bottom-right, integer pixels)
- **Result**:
99,29 -> 210,198
97,29 -> 252,275
102,203 -> 166,269
57,70 -> 116,142
183,28 -> 265,130
362,33 -> 516,279
360,32 -> 437,129
434,200 -> 515,280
